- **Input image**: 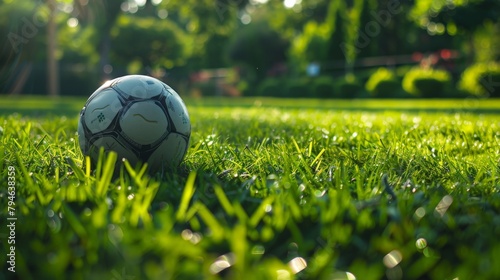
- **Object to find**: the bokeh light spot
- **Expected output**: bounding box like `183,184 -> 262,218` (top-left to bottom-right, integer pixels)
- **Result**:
416,238 -> 427,250
383,250 -> 402,268
288,257 -> 307,274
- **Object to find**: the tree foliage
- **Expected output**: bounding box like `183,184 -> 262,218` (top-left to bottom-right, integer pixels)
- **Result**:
227,21 -> 289,80
1,0 -> 499,95
110,14 -> 190,71
411,0 -> 500,32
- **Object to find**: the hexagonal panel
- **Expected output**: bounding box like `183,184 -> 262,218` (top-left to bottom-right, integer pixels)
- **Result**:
120,101 -> 169,146
114,75 -> 163,99
77,118 -> 87,153
84,88 -> 123,134
88,136 -> 139,165
87,79 -> 114,100
166,92 -> 190,136
147,133 -> 188,170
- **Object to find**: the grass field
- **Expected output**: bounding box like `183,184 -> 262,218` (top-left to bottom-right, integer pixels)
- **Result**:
1,96 -> 500,279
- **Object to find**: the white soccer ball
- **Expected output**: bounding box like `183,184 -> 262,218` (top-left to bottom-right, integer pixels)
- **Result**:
77,75 -> 191,172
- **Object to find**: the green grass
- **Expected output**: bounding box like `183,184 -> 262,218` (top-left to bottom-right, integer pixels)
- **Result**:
1,97 -> 500,279
2,95 -> 500,115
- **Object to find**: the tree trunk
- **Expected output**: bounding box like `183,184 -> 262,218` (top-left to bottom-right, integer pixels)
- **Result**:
99,33 -> 111,81
47,0 -> 59,97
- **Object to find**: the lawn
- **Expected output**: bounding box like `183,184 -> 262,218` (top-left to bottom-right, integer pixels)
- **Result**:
1,96 -> 500,280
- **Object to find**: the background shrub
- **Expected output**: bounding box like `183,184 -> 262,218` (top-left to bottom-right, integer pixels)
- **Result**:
365,68 -> 402,98
333,76 -> 363,98
312,76 -> 335,98
402,67 -> 451,98
286,78 -> 311,98
194,81 -> 218,96
256,78 -> 285,97
458,63 -> 500,97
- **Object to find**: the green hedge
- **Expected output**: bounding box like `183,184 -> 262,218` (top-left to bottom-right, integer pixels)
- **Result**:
333,77 -> 363,98
458,63 -> 500,97
312,76 -> 335,98
402,67 -> 451,98
256,78 -> 285,97
255,75 -> 375,99
194,81 -> 219,96
365,68 -> 403,98
286,78 -> 311,98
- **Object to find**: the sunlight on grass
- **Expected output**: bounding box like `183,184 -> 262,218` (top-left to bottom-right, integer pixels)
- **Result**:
0,98 -> 499,279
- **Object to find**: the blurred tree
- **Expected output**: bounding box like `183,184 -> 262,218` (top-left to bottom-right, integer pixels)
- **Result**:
0,0 -> 66,95
289,20 -> 330,71
324,0 -> 347,63
47,0 -> 59,96
473,22 -> 500,63
251,0 -> 330,40
1,0 -> 123,95
73,0 -> 124,80
110,14 -> 190,72
159,0 -> 250,71
348,0 -> 376,59
410,0 -> 500,62
227,21 -> 289,81
289,0 -> 351,75
340,0 -> 460,73
0,0 -> 42,93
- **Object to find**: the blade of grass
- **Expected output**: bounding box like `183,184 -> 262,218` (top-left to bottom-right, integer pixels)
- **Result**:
214,184 -> 235,216
310,148 -> 326,167
96,151 -> 117,198
249,196 -> 275,227
66,157 -> 86,181
62,202 -> 87,238
195,202 -> 224,242
176,171 -> 197,222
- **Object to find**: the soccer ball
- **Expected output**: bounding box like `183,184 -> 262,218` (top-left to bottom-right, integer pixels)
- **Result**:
77,75 -> 190,172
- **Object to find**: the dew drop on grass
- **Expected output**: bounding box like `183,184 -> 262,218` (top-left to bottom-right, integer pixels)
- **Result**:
191,233 -> 202,244
331,271 -> 357,280
314,189 -> 326,197
288,257 -> 307,274
209,253 -> 235,274
159,201 -> 169,210
251,245 -> 265,255
383,250 -> 402,268
264,204 -> 272,213
435,195 -> 453,217
414,207 -> 426,219
83,208 -> 92,217
277,270 -> 291,280
106,197 -> 113,208
48,218 -> 61,233
181,229 -> 193,241
108,224 -> 124,245
416,238 -> 427,250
